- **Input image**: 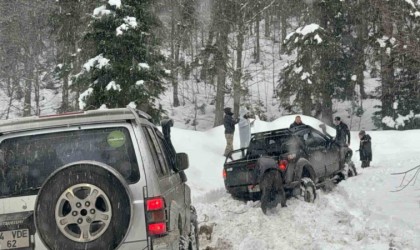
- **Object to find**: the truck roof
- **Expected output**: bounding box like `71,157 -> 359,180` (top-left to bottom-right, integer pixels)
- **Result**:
0,108 -> 152,135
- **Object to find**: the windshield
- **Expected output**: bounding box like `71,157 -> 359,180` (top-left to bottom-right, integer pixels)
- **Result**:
0,127 -> 139,198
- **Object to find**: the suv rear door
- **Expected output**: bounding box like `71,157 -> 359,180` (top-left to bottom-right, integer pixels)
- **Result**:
142,126 -> 187,235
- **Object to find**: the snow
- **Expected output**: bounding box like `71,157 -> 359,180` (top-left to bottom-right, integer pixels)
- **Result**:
108,0 -> 121,8
135,80 -> 144,86
301,72 -> 310,80
127,102 -> 137,109
314,34 -> 323,44
93,5 -> 111,17
351,75 -> 357,81
172,115 -> 420,249
116,17 -> 138,36
99,104 -> 108,110
404,0 -> 416,9
138,63 -> 150,70
297,23 -> 321,36
106,81 -> 121,91
78,87 -> 93,110
83,54 -> 110,71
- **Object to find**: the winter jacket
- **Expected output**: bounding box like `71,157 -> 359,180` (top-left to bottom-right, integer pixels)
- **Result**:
238,110 -> 251,148
359,134 -> 372,161
335,122 -> 350,146
253,156 -> 280,184
224,114 -> 238,134
290,122 -> 305,129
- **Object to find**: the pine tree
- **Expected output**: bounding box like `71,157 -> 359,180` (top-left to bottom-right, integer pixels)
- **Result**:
76,0 -> 167,122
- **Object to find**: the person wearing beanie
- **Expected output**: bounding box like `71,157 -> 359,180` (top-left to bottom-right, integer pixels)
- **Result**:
358,130 -> 372,168
223,107 -> 239,157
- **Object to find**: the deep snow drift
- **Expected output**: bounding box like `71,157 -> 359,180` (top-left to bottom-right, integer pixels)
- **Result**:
172,115 -> 420,249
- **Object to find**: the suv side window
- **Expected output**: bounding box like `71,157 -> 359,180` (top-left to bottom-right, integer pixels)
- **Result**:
143,126 -> 169,177
155,132 -> 176,172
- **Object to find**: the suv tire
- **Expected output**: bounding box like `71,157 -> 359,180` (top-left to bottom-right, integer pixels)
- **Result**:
301,177 -> 316,203
35,163 -> 132,250
188,206 -> 199,250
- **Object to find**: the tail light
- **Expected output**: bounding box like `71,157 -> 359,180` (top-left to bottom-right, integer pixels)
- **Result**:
278,160 -> 288,171
223,169 -> 227,180
145,197 -> 167,236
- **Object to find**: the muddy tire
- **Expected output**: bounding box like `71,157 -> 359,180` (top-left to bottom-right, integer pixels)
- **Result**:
347,162 -> 358,177
301,177 -> 316,203
35,162 -> 132,250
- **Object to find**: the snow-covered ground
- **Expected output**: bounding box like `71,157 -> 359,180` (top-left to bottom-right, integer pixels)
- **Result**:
172,115 -> 420,249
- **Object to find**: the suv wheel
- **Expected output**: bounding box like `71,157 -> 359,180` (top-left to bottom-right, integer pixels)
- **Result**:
300,177 -> 316,203
35,163 -> 132,250
188,206 -> 199,250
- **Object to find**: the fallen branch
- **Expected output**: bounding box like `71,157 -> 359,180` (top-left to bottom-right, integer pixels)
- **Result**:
391,165 -> 420,192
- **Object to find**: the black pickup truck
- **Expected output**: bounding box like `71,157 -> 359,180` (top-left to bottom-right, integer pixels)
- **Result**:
223,125 -> 357,201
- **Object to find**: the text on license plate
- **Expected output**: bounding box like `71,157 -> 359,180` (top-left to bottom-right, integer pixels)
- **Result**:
0,229 -> 30,249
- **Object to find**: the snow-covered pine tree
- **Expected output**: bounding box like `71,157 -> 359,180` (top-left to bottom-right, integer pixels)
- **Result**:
371,0 -> 420,129
279,0 -> 353,125
76,0 -> 167,122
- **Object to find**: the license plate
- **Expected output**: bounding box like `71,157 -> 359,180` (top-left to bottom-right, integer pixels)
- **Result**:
248,185 -> 260,192
0,229 -> 30,249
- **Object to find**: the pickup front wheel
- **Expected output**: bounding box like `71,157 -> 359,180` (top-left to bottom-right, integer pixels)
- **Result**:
300,177 -> 316,203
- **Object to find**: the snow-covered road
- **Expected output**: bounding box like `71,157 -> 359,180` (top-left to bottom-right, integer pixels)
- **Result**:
171,115 -> 420,249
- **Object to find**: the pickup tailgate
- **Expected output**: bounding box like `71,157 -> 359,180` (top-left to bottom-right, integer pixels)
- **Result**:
224,160 -> 256,187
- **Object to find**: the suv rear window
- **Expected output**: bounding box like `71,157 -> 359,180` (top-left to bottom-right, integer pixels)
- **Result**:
0,127 -> 139,198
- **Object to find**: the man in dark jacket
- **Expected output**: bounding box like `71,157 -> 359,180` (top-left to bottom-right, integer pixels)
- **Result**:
358,130 -> 372,168
334,116 -> 350,146
223,107 -> 238,157
334,116 -> 351,166
290,115 -> 304,129
252,156 -> 286,214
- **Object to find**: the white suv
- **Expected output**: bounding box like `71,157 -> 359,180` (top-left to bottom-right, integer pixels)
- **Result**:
0,108 -> 198,250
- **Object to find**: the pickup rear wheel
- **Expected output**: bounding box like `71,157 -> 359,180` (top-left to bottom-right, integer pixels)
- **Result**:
347,162 -> 358,177
300,177 -> 316,203
35,163 -> 132,250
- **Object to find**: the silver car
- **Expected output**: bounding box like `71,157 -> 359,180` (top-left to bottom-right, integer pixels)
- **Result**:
0,108 -> 198,250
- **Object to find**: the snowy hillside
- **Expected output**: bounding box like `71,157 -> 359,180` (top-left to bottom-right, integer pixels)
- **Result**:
172,115 -> 420,249
159,34 -> 382,132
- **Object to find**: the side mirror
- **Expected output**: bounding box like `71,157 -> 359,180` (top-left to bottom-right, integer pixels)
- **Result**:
176,153 -> 189,171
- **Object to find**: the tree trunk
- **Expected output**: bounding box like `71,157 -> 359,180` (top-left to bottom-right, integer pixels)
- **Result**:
264,9 -> 270,38
280,13 -> 287,53
233,23 -> 245,117
170,2 -> 180,107
255,13 -> 260,63
23,60 -> 33,117
35,68 -> 41,115
380,7 -> 395,125
213,30 -> 229,127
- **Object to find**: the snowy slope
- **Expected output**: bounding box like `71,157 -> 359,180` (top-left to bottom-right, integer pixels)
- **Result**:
172,115 -> 420,249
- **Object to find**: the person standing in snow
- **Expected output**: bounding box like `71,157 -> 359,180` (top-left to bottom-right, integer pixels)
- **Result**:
358,130 -> 372,168
334,116 -> 350,146
223,107 -> 239,157
238,108 -> 253,148
289,115 -> 304,129
334,116 -> 351,165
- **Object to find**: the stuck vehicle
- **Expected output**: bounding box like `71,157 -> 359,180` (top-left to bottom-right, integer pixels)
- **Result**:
0,108 -> 198,250
223,125 -> 357,201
